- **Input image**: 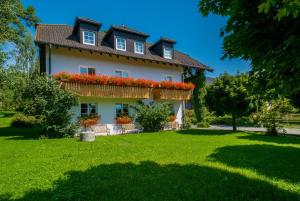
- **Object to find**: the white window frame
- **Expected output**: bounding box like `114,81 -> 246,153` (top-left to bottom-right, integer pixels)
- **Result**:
79,65 -> 96,75
115,69 -> 129,78
163,74 -> 173,81
116,37 -> 126,51
163,47 -> 173,59
134,41 -> 144,54
82,31 -> 96,46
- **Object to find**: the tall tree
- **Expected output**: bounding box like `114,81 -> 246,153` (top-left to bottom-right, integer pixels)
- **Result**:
206,73 -> 251,131
184,68 -> 207,122
0,0 -> 38,65
199,0 -> 300,97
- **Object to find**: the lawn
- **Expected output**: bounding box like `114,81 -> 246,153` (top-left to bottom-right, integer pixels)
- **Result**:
0,112 -> 300,201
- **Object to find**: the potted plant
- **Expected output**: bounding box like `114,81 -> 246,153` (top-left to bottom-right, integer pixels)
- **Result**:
167,115 -> 176,122
116,115 -> 132,124
78,115 -> 99,142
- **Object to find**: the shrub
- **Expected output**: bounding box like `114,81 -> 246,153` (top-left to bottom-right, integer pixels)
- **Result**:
256,98 -> 296,136
20,76 -> 79,137
132,102 -> 171,131
183,109 -> 197,128
197,121 -> 210,128
11,113 -> 39,128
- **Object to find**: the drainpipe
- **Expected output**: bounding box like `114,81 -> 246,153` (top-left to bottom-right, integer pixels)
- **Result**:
48,44 -> 52,75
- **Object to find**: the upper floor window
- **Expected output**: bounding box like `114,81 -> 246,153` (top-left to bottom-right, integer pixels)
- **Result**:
134,41 -> 144,54
164,75 -> 173,81
80,66 -> 96,75
82,31 -> 96,46
116,37 -> 126,51
163,47 -> 173,59
115,70 -> 129,78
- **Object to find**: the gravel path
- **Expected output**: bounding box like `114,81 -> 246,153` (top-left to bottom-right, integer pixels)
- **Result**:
197,125 -> 300,136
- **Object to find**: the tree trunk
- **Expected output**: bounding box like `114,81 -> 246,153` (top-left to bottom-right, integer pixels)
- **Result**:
232,113 -> 237,131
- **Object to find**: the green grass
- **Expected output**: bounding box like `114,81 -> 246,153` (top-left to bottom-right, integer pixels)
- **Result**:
1,112 -> 300,201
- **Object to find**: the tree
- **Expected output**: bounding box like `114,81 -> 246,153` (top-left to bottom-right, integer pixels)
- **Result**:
20,76 -> 79,137
199,0 -> 300,97
206,73 -> 251,131
184,68 -> 207,122
0,0 -> 38,64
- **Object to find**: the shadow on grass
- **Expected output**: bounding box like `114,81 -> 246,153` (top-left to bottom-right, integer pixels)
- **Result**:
238,133 -> 300,145
0,127 -> 41,140
208,144 -> 300,184
177,129 -> 234,136
1,161 -> 299,201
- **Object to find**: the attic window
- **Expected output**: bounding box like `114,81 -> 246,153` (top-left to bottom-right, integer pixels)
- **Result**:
116,37 -> 126,51
163,47 -> 173,59
83,31 -> 95,46
134,41 -> 144,54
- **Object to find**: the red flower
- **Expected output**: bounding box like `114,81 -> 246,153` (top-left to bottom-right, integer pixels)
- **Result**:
52,72 -> 194,90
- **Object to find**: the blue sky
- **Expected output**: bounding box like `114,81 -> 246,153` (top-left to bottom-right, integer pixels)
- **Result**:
22,0 -> 250,77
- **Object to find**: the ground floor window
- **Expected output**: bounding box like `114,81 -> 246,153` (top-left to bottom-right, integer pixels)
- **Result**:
81,103 -> 97,116
115,103 -> 129,117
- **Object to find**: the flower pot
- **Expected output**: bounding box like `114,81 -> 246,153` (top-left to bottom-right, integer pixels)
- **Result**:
80,131 -> 95,142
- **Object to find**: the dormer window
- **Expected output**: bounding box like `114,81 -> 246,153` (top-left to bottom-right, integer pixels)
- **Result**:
116,37 -> 126,51
134,41 -> 144,54
82,31 -> 96,46
163,47 -> 173,59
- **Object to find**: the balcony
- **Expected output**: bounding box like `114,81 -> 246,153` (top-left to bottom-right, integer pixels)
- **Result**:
54,72 -> 194,100
62,82 -> 152,99
153,89 -> 192,100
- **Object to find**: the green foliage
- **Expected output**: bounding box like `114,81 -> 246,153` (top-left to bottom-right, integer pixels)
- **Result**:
0,68 -> 28,110
10,113 -> 40,128
255,97 -> 297,135
183,109 -> 197,128
199,0 -> 300,97
196,121 -> 210,128
0,0 -> 38,64
210,115 -> 256,127
133,102 -> 171,131
184,68 -> 207,122
20,76 -> 79,137
206,73 -> 252,131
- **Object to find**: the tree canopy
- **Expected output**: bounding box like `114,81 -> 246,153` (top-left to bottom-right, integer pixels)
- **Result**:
206,73 -> 252,131
0,0 -> 38,65
199,0 -> 300,97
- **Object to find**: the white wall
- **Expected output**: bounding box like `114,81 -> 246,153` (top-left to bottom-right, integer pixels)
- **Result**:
47,47 -> 183,82
47,47 -> 184,127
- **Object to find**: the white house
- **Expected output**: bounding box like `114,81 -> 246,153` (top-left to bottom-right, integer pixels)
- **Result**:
35,17 -> 210,134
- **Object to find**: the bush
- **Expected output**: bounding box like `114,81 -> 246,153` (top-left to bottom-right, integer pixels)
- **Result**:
11,113 -> 39,128
197,121 -> 210,128
183,109 -> 197,128
133,102 -> 171,132
20,76 -> 78,137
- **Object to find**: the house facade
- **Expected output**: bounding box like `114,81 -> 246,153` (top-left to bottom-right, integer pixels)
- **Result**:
35,17 -> 210,134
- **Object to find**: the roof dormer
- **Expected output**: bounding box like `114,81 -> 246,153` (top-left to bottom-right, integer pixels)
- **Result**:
103,25 -> 149,53
72,17 -> 102,46
150,37 -> 176,59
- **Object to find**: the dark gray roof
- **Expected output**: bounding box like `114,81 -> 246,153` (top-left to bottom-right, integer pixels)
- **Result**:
35,24 -> 212,71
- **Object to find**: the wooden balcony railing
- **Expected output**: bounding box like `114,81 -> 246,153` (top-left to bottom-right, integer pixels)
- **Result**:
62,82 -> 152,99
153,89 -> 192,100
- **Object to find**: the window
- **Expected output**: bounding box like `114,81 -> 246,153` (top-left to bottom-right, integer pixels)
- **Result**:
82,31 -> 96,46
81,103 -> 97,116
134,41 -> 144,54
115,70 -> 129,78
163,47 -> 173,59
80,66 -> 96,75
164,75 -> 173,81
115,103 -> 129,117
116,37 -> 126,51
